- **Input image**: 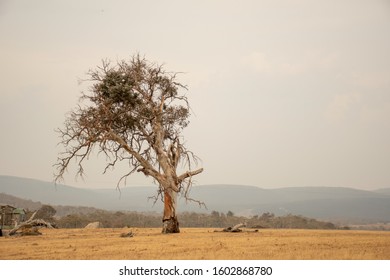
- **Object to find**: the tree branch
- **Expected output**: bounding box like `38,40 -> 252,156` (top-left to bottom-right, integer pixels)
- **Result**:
178,168 -> 204,183
107,130 -> 162,182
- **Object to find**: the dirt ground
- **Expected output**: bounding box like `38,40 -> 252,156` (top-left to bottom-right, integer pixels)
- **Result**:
1,228 -> 390,260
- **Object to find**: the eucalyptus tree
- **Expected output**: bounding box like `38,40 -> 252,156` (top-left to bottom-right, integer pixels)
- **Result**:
54,55 -> 203,233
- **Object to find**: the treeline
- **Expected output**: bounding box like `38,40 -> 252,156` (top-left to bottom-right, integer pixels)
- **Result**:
54,210 -> 339,230
1,193 -> 340,229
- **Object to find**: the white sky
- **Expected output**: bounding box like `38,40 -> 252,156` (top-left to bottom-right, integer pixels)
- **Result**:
1,0 -> 389,190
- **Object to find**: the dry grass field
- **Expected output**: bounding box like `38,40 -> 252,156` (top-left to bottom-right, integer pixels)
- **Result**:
1,228 -> 390,260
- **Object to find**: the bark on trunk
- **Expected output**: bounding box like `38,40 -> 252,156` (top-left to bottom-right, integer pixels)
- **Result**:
162,187 -> 180,233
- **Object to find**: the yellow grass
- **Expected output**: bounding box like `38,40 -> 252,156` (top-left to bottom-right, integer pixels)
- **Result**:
1,228 -> 389,260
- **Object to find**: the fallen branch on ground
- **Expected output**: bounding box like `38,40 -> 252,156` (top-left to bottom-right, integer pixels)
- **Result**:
213,223 -> 248,233
223,223 -> 246,232
8,211 -> 56,236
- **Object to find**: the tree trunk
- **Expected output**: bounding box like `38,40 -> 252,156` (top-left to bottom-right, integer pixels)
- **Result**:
162,186 -> 180,234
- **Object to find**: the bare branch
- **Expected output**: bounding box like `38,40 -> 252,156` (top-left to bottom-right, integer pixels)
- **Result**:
178,168 -> 204,182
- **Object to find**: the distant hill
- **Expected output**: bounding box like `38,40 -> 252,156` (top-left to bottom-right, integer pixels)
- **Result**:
0,193 -> 102,216
0,175 -> 158,212
1,175 -> 390,223
189,185 -> 390,222
374,188 -> 390,195
0,192 -> 42,211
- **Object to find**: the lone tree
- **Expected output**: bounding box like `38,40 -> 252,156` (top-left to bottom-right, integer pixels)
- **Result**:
54,55 -> 203,233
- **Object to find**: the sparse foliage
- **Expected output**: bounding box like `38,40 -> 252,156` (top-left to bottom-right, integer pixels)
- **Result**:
35,205 -> 56,223
54,55 -> 203,233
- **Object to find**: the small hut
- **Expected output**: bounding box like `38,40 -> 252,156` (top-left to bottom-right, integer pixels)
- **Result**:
0,204 -> 26,229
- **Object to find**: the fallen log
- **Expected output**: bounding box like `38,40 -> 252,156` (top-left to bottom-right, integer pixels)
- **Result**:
120,231 -> 134,238
214,223 -> 260,233
213,223 -> 247,233
223,223 -> 246,232
8,211 -> 55,236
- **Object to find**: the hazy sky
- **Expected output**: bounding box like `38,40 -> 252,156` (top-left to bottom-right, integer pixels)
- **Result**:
1,0 -> 389,190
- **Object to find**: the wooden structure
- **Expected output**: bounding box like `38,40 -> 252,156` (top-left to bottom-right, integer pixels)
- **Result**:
0,204 -> 26,229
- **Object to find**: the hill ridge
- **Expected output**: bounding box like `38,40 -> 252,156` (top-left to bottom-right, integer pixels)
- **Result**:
1,175 -> 389,223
